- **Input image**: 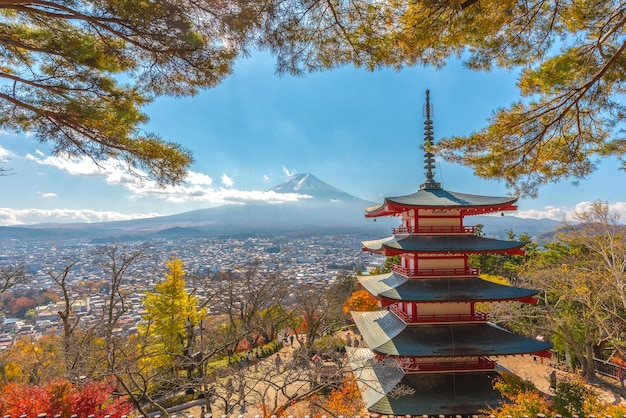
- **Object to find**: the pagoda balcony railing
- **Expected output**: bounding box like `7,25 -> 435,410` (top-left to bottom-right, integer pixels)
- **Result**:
391,264 -> 479,277
381,355 -> 496,374
389,304 -> 487,324
392,225 -> 476,235
388,304 -> 411,322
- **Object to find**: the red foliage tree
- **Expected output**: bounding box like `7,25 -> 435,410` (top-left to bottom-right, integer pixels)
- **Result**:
72,379 -> 132,418
6,296 -> 36,317
0,382 -> 50,418
0,379 -> 133,418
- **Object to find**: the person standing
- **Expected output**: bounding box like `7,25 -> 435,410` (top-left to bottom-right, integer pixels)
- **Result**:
275,353 -> 282,373
549,370 -> 557,390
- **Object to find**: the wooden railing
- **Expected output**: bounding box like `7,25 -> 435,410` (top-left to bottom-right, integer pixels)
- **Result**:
391,264 -> 479,277
389,304 -> 487,324
392,225 -> 476,235
388,304 -> 410,322
378,355 -> 496,373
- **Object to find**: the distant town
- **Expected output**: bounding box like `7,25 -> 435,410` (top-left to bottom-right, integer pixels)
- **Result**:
0,233 -> 382,349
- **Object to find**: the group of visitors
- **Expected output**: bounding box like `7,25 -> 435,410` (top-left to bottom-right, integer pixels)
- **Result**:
344,332 -> 363,347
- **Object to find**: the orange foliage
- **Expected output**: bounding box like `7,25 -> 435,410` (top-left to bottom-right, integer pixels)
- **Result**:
485,390 -> 552,418
342,290 -> 378,314
317,375 -> 364,417
257,403 -> 287,418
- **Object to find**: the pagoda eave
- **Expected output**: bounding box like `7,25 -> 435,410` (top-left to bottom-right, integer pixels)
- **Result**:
364,247 -> 525,257
365,203 -> 518,218
358,272 -> 542,303
377,294 -> 538,305
352,310 -> 552,358
346,347 -> 503,416
362,235 -> 526,255
462,204 -> 518,215
364,189 -> 519,218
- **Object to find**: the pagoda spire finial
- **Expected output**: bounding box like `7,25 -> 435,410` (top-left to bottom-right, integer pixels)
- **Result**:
420,89 -> 441,190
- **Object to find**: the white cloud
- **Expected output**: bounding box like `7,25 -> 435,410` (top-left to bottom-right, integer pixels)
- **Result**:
125,181 -> 311,206
516,206 -> 569,221
516,201 -> 626,222
41,192 -> 58,198
221,173 -> 234,187
23,152 -> 312,206
0,145 -> 13,160
0,208 -> 162,226
282,165 -> 296,177
263,174 -> 270,182
186,171 -> 213,186
26,153 -> 136,183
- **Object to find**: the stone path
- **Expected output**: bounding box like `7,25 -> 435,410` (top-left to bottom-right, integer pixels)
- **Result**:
498,354 -> 626,405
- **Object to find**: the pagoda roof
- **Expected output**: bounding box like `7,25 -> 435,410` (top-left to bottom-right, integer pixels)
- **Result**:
347,347 -> 502,415
352,310 -> 552,357
365,188 -> 518,218
362,235 -> 525,256
358,273 -> 538,302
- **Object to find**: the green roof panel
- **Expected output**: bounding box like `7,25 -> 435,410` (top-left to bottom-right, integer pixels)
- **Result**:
362,235 -> 525,253
352,310 -> 552,357
358,274 -> 538,302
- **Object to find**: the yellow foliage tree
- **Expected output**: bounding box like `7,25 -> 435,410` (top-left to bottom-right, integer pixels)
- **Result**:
140,257 -> 206,372
0,336 -> 65,384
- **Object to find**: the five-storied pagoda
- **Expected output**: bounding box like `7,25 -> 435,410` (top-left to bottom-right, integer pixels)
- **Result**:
347,90 -> 552,416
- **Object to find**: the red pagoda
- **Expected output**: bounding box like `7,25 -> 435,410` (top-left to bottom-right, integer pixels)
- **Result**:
347,90 -> 552,416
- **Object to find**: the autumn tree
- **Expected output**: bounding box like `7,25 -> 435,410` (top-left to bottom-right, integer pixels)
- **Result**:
140,257 -> 205,376
243,344 -> 352,417
316,375 -> 364,417
487,372 -> 626,418
0,379 -> 132,418
0,335 -> 66,384
513,202 -> 626,379
5,296 -> 35,317
90,243 -> 151,372
470,230 -> 537,282
342,290 -> 378,313
5,0 -> 623,194
0,0 -> 268,183
206,268 -> 291,354
291,275 -> 356,349
46,262 -> 84,380
259,0 -> 626,197
0,264 -> 28,294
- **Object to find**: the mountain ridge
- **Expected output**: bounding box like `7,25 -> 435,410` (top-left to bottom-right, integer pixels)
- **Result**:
0,173 -> 560,241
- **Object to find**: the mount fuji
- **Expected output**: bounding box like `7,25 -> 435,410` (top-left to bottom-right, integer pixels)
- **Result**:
0,173 -> 559,241
0,174 -> 386,241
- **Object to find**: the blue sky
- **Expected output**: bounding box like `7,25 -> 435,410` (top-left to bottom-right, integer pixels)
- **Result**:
1,51 -> 625,226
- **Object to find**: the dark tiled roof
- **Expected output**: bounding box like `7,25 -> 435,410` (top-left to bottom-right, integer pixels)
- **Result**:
362,235 -> 525,254
365,188 -> 517,216
347,347 -> 502,415
358,273 -> 538,302
352,310 -> 552,357
370,372 -> 502,415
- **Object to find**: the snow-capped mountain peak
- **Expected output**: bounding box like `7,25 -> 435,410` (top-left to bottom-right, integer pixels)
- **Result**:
268,173 -> 349,198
